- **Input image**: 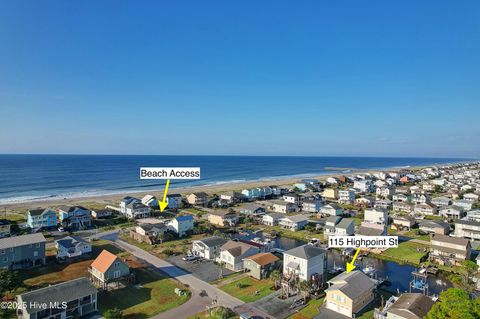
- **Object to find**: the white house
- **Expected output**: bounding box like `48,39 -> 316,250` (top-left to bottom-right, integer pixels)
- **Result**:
191,236 -> 227,260
320,204 -> 343,216
55,236 -> 92,262
168,215 -> 194,237
354,180 -> 375,193
125,201 -> 151,219
364,208 -> 388,225
262,213 -> 284,226
302,199 -> 323,213
218,240 -> 260,271
338,189 -> 356,204
279,215 -> 308,231
271,200 -> 298,213
141,195 -> 158,208
283,244 -> 326,282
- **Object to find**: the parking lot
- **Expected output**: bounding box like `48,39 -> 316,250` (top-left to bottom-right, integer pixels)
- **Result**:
166,254 -> 235,283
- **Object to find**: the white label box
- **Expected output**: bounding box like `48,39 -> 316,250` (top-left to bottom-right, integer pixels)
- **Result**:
140,167 -> 201,180
328,236 -> 398,248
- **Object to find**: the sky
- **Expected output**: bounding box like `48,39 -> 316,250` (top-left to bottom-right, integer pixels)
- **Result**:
0,1 -> 479,158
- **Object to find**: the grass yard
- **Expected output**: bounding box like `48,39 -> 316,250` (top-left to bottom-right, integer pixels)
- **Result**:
379,241 -> 428,266
288,298 -> 324,319
20,240 -> 133,289
219,276 -> 275,303
98,268 -> 190,319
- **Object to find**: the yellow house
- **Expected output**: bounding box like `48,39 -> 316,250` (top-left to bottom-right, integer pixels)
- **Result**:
325,270 -> 375,318
207,210 -> 239,227
322,188 -> 338,200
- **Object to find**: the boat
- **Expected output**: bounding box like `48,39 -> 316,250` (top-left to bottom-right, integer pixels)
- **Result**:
309,238 -> 321,246
362,264 -> 376,276
328,261 -> 345,275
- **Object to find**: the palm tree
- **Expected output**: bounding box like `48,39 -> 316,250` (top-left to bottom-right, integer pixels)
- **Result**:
270,270 -> 281,289
298,280 -> 310,303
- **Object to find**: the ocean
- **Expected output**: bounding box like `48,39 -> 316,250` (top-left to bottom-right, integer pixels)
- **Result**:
0,154 -> 471,204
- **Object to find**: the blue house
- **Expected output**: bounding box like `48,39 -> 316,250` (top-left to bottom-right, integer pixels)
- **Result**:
27,208 -> 57,230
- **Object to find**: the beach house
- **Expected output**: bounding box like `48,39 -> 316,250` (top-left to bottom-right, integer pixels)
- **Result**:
320,204 -> 343,216
26,208 -> 57,230
324,271 -> 376,318
240,204 -> 266,216
141,194 -> 158,208
187,192 -> 209,206
302,199 -> 323,213
89,250 -> 132,289
0,233 -> 46,270
262,213 -> 284,226
283,244 -> 327,282
58,206 -> 92,229
16,278 -> 98,319
191,236 -> 227,260
167,193 -> 183,209
55,235 -> 92,262
419,220 -> 450,235
338,189 -> 356,204
439,205 -> 465,220
218,240 -> 261,271
207,210 -> 239,227
429,234 -> 471,266
168,215 -> 194,237
243,252 -> 280,280
454,219 -> 480,240
279,215 -> 308,231
271,200 -> 298,213
125,201 -> 151,219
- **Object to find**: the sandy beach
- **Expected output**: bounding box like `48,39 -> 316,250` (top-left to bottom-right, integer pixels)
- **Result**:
0,165 -> 426,215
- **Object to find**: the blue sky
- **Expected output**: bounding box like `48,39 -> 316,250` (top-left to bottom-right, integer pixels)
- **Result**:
0,1 -> 479,157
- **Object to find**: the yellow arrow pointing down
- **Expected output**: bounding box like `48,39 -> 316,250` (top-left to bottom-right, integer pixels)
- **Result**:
159,179 -> 170,212
346,247 -> 361,273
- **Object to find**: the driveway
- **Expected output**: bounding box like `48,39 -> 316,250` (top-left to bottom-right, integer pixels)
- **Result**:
166,255 -> 236,283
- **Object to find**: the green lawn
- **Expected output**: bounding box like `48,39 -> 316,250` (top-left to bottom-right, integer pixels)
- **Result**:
98,268 -> 190,319
219,277 -> 275,303
379,241 -> 428,265
289,298 -> 324,319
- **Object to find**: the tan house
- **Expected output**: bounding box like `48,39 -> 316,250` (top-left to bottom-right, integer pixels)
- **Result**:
419,220 -> 450,235
186,192 -> 209,206
391,215 -> 416,230
207,210 -> 239,227
325,270 -> 376,318
243,252 -> 279,280
323,188 -> 338,200
430,234 -> 471,266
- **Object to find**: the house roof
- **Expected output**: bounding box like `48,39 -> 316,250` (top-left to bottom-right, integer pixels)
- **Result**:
191,192 -> 208,197
431,234 -> 470,247
208,210 -> 236,217
419,220 -> 450,229
326,270 -> 376,300
197,236 -> 227,248
0,233 -> 46,250
58,205 -> 89,213
284,244 -> 326,260
326,216 -> 342,224
282,215 -> 307,223
356,225 -> 385,236
175,214 -> 193,221
18,278 -> 97,314
243,252 -> 279,266
28,208 -> 54,216
388,293 -> 435,319
337,218 -> 354,229
455,219 -> 480,227
55,235 -> 88,249
90,250 -> 120,273
221,240 -> 257,257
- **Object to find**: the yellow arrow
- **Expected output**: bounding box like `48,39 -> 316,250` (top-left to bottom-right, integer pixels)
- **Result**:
159,179 -> 170,212
346,247 -> 361,273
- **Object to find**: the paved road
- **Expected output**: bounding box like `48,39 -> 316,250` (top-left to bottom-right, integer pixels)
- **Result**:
100,232 -> 272,318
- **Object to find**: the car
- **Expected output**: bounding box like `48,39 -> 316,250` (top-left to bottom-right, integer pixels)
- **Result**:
57,227 -> 65,232
182,255 -> 197,261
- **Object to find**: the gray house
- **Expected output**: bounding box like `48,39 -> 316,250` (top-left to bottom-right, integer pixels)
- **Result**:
0,233 -> 46,270
16,277 -> 98,319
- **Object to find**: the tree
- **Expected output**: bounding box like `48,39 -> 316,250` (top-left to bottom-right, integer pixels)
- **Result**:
0,269 -> 22,295
103,308 -> 123,319
461,260 -> 478,292
426,288 -> 480,319
270,270 -> 281,289
298,280 -> 310,303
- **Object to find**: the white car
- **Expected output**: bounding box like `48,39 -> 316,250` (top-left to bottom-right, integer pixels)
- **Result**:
182,255 -> 197,261
57,227 -> 65,232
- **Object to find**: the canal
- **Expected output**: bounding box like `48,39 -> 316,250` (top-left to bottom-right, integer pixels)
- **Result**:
238,231 -> 452,296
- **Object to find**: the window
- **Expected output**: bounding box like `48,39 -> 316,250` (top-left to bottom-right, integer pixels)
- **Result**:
0,250 -> 5,254
36,243 -> 40,248
3,257 -> 7,262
